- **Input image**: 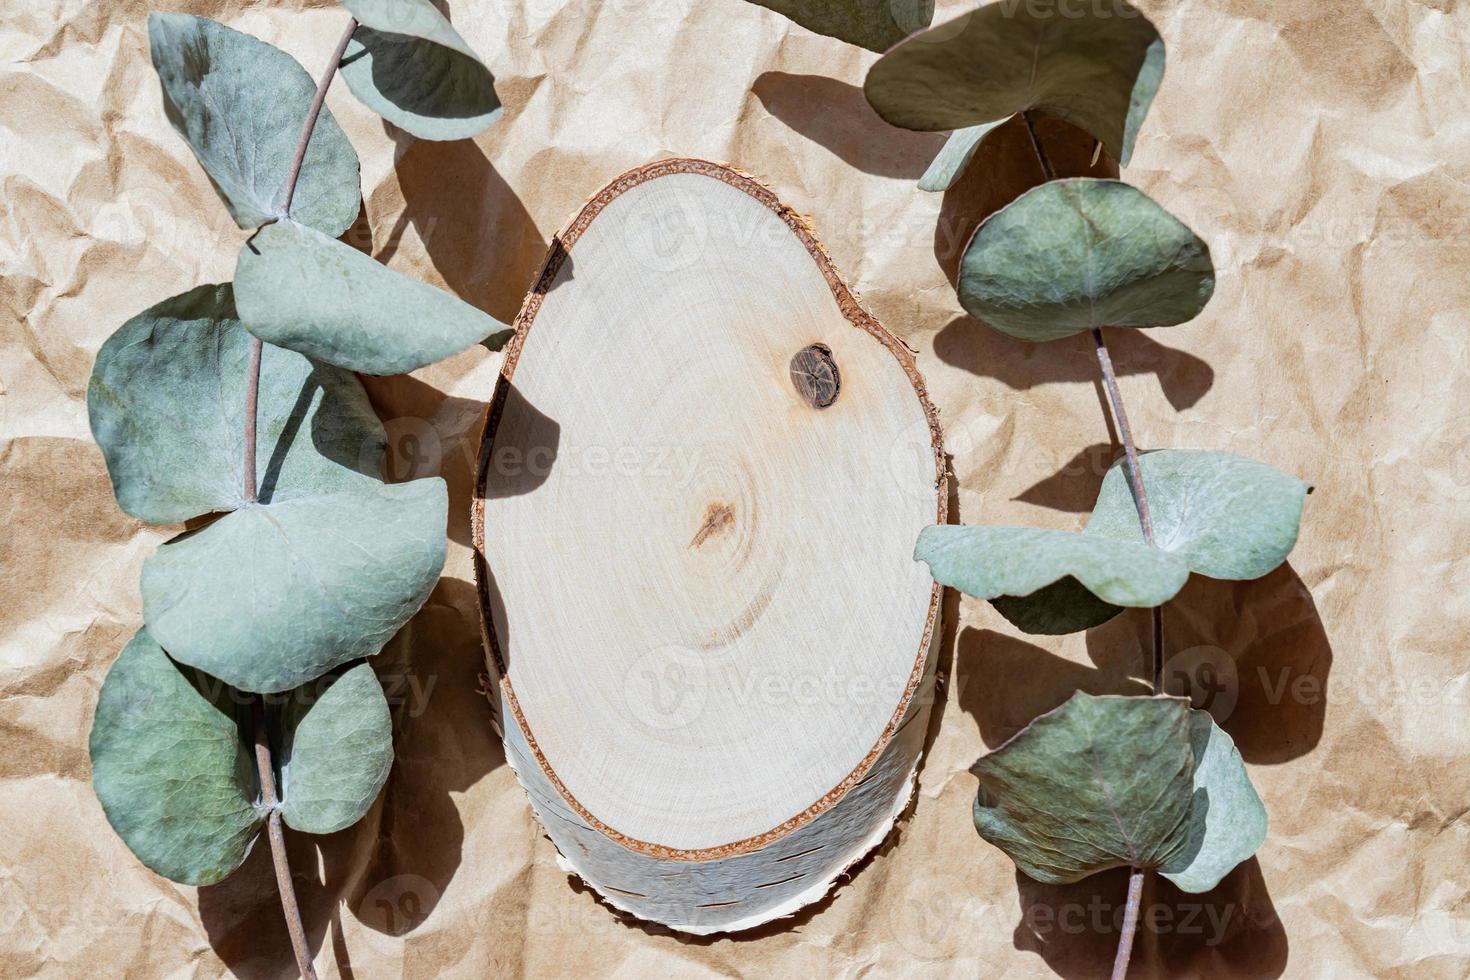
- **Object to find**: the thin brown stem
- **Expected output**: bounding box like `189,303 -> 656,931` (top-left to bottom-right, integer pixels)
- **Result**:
253,700 -> 318,980
242,335 -> 263,502
243,19 -> 356,979
1088,326 -> 1156,548
1110,868 -> 1147,980
1021,109 -> 1056,182
1088,325 -> 1166,689
1151,605 -> 1164,691
278,18 -> 358,218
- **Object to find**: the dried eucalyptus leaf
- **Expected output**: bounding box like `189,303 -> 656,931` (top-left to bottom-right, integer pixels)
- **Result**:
1161,711 -> 1267,893
147,13 -> 361,236
141,478 -> 448,693
338,0 -> 501,140
915,524 -> 1189,610
918,119 -> 1009,192
1086,450 -> 1309,580
959,178 -> 1214,342
277,663 -> 393,834
972,692 -> 1194,884
89,629 -> 262,885
87,284 -> 386,525
990,575 -> 1122,635
235,219 -> 511,375
865,1 -> 1163,165
742,0 -> 934,54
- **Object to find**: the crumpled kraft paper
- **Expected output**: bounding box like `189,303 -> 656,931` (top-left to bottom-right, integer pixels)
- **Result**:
2,0 -> 1468,976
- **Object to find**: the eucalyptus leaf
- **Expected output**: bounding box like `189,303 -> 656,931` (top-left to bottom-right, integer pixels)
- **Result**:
959,178 -> 1214,342
235,219 -> 511,375
277,663 -> 393,834
951,451 -> 1306,634
1161,712 -> 1267,893
742,0 -> 934,54
918,120 -> 1008,192
338,0 -> 501,140
141,478 -> 448,693
88,284 -> 386,525
147,13 -> 361,237
864,0 -> 1163,166
915,524 -> 1189,610
89,629 -> 261,885
1086,450 -> 1309,581
972,692 -> 1194,883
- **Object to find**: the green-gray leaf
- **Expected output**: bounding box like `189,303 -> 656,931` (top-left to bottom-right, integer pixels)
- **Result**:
235,219 -> 511,375
277,663 -> 393,834
864,1 -> 1163,166
918,119 -> 1009,192
742,0 -> 934,54
1161,711 -> 1267,893
1086,450 -> 1309,580
963,451 -> 1306,634
148,13 -> 361,237
89,629 -> 262,885
338,0 -> 501,140
972,692 -> 1194,883
915,525 -> 1189,610
88,284 -> 386,525
141,478 -> 448,693
959,179 -> 1214,342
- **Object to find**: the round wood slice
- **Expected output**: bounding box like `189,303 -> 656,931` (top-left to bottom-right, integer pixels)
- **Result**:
473,159 -> 945,934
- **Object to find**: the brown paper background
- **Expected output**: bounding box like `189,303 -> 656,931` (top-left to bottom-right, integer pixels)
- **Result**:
3,0 -> 1468,975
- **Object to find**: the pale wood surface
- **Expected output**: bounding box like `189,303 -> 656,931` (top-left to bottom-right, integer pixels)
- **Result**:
474,160 -> 943,930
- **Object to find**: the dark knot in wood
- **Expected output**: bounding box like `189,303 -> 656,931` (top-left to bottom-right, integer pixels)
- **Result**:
689,501 -> 736,549
789,343 -> 840,409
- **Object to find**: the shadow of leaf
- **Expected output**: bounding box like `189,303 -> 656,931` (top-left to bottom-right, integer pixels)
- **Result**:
379,137 -> 546,325
955,627 -> 1149,749
752,70 -> 946,179
1013,443 -> 1119,512
1152,564 -> 1331,765
934,317 -> 1215,411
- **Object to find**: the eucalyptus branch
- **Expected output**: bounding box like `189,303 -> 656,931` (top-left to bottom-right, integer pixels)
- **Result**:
1023,108 -> 1162,980
91,5 -> 501,975
241,18 -> 357,976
